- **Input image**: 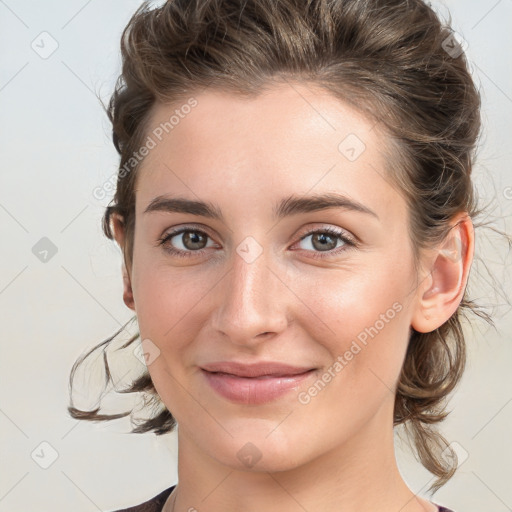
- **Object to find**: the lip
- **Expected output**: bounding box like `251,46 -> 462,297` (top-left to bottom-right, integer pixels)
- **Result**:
200,361 -> 315,378
200,362 -> 317,405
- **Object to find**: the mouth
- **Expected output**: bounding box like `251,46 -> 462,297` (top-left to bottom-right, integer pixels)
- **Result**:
200,361 -> 317,378
200,368 -> 317,405
205,370 -> 314,379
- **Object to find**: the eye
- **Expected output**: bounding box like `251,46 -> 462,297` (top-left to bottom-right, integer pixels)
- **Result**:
157,225 -> 356,260
158,227 -> 217,258
294,226 -> 356,258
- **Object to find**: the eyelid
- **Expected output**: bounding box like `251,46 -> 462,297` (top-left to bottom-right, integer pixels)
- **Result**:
296,224 -> 357,245
157,222 -> 215,244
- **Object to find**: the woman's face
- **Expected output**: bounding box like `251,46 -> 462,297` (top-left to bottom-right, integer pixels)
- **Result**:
125,82 -> 424,471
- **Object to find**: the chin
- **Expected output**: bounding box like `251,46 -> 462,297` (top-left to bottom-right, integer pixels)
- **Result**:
202,427 -> 312,473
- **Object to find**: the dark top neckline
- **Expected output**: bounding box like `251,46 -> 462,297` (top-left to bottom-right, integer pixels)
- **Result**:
113,484 -> 456,512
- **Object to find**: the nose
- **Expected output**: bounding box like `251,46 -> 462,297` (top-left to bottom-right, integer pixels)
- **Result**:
211,247 -> 289,346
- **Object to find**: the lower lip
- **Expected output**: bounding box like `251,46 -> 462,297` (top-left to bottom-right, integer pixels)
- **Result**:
201,369 -> 316,405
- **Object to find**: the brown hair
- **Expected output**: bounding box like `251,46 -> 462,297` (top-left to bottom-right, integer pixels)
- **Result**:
69,0 -> 495,493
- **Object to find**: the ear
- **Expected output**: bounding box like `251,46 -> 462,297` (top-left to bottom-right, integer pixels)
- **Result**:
411,213 -> 474,333
111,213 -> 136,312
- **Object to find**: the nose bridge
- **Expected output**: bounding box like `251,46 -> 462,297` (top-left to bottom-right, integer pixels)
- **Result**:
213,245 -> 287,343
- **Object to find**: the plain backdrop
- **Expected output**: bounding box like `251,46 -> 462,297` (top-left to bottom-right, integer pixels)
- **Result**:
0,0 -> 511,511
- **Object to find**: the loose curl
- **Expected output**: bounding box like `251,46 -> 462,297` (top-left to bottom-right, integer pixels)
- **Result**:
68,0 -> 498,493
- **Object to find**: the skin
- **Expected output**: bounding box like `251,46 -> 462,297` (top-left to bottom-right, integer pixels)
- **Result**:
112,81 -> 474,512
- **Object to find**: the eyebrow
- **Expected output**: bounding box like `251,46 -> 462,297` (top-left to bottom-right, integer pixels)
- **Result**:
143,192 -> 379,221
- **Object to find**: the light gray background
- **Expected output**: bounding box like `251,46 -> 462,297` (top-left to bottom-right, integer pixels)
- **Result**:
0,1 -> 511,511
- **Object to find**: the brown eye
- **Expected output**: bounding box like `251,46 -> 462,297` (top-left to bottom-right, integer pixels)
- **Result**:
179,231 -> 208,250
158,228 -> 215,258
309,232 -> 338,251
294,226 -> 356,259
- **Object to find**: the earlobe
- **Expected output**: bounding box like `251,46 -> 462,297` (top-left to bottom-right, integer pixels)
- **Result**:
411,215 -> 474,333
121,261 -> 136,311
111,212 -> 136,312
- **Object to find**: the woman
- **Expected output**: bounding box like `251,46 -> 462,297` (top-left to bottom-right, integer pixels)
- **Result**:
68,0 -> 491,510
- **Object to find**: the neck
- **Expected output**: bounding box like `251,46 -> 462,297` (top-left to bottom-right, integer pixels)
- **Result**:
165,406 -> 436,512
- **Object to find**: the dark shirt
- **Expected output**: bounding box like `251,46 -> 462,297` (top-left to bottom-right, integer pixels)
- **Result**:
113,485 -> 456,512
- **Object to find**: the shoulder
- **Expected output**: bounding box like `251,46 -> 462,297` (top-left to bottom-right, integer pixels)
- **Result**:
111,485 -> 176,512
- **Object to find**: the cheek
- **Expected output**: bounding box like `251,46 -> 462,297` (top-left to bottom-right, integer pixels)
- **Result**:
131,227 -> 207,309
291,263 -> 412,389
293,283 -> 410,433
132,264 -> 210,343
130,263 -> 209,416
296,261 -> 408,334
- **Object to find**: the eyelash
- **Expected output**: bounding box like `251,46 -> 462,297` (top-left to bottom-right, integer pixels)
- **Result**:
157,225 -> 356,260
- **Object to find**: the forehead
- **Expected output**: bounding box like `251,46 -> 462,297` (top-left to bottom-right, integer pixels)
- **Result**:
135,82 -> 405,224
145,81 -> 383,156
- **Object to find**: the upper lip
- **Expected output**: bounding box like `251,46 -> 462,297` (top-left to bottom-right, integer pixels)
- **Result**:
201,361 -> 316,378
